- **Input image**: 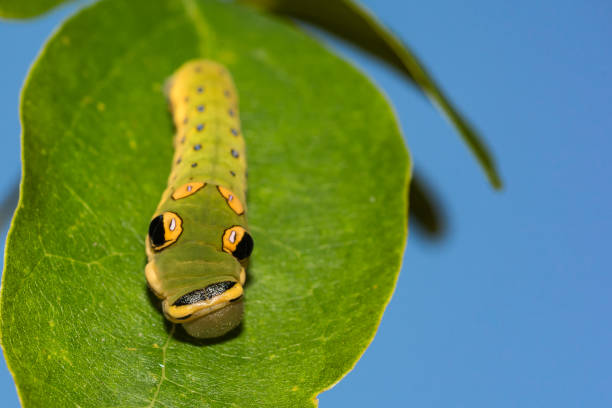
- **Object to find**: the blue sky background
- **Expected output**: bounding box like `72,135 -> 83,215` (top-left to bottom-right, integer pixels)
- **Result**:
1,0 -> 611,406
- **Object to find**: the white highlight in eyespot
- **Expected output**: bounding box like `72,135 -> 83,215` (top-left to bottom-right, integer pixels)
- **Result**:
170,218 -> 176,231
229,230 -> 236,244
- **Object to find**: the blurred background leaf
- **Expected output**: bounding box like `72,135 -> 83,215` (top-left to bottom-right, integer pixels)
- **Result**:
409,171 -> 446,239
0,0 -> 73,19
0,181 -> 18,231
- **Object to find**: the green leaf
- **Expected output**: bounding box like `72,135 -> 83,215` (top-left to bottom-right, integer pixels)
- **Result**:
0,0 -> 410,406
0,0 -> 73,19
239,0 -> 503,189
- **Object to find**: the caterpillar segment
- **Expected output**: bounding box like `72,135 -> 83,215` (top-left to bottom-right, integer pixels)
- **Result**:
145,60 -> 253,339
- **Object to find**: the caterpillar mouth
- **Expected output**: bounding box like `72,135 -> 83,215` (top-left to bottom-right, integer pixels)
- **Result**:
173,281 -> 237,306
163,281 -> 244,323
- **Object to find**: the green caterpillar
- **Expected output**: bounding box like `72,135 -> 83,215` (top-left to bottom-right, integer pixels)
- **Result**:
145,60 -> 253,338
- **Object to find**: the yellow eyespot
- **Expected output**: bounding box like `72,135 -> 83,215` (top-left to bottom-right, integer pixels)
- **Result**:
148,212 -> 183,251
222,226 -> 254,260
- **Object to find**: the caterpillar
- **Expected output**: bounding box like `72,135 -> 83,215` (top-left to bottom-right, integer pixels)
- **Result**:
145,60 -> 253,339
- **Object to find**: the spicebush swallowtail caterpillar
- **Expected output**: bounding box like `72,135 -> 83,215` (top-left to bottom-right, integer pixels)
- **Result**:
145,60 -> 253,338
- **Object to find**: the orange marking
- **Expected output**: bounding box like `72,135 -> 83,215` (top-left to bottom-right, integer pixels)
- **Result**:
172,182 -> 206,200
217,186 -> 244,215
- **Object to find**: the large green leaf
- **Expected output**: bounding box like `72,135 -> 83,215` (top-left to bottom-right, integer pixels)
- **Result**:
0,0 -> 410,406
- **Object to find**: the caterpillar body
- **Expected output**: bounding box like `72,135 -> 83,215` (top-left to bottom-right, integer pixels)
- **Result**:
145,60 -> 253,338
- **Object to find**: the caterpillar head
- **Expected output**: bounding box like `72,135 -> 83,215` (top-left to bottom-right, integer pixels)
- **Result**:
145,214 -> 253,339
145,259 -> 247,339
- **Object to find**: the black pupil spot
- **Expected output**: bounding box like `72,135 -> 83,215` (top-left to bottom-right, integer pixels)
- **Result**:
232,231 -> 254,260
173,281 -> 236,306
191,163 -> 198,167
148,215 -> 166,248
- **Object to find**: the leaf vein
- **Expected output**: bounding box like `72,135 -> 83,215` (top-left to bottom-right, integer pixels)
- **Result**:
146,324 -> 175,408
